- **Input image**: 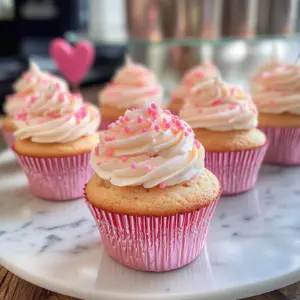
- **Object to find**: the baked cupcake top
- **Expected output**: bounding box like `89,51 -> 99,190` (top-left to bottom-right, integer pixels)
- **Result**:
4,62 -> 68,117
179,78 -> 258,131
14,84 -> 100,143
172,63 -> 220,100
99,58 -> 163,110
252,64 -> 300,115
90,103 -> 204,188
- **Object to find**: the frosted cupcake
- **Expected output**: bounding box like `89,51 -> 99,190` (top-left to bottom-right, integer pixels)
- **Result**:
99,58 -> 163,129
85,103 -> 221,272
2,62 -> 68,147
14,84 -> 100,201
252,63 -> 300,164
180,78 -> 267,195
169,63 -> 221,114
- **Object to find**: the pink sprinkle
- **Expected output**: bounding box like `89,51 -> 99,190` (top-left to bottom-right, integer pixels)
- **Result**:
164,110 -> 171,115
38,119 -> 45,124
151,103 -> 157,110
188,127 -> 192,132
194,140 -> 201,149
65,116 -> 72,121
97,162 -> 102,166
75,107 -> 88,121
147,107 -> 153,115
124,126 -> 130,133
230,87 -> 235,93
142,127 -> 148,133
163,118 -> 167,123
95,145 -> 99,155
179,125 -> 185,131
229,104 -> 237,110
108,124 -> 113,130
29,96 -> 38,105
55,82 -> 60,89
104,136 -> 116,142
145,165 -> 151,171
137,116 -> 143,123
106,149 -> 114,157
175,120 -> 182,127
212,100 -> 223,106
197,90 -> 202,95
47,111 -> 61,119
131,162 -> 137,169
124,116 -> 130,122
184,131 -> 189,136
196,71 -> 204,78
137,81 -> 144,87
159,182 -> 166,188
154,125 -> 160,131
121,156 -> 128,162
58,94 -> 65,103
165,122 -> 171,129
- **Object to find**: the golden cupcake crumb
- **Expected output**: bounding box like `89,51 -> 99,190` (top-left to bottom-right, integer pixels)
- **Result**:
85,168 -> 220,216
14,132 -> 99,157
194,128 -> 266,152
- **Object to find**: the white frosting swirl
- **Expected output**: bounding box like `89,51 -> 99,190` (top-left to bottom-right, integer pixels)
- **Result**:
4,62 -> 68,117
100,59 -> 163,110
14,86 -> 100,143
180,78 -> 258,131
3,94 -> 31,116
90,104 -> 204,188
13,62 -> 67,94
172,63 -> 220,101
252,64 -> 300,115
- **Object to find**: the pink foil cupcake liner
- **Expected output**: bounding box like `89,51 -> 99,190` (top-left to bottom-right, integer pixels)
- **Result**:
85,192 -> 219,272
260,127 -> 300,165
205,143 -> 268,195
14,150 -> 94,201
1,129 -> 15,148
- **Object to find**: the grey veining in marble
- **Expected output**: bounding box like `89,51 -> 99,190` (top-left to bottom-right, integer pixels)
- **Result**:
0,149 -> 300,300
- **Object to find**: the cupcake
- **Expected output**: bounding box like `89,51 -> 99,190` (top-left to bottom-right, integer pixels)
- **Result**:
180,78 -> 267,195
2,62 -> 68,147
169,63 -> 220,115
85,103 -> 221,272
13,84 -> 100,201
252,63 -> 300,165
99,58 -> 163,129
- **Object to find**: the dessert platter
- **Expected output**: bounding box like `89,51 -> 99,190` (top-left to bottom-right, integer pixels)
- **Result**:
1,148 -> 300,300
1,54 -> 300,300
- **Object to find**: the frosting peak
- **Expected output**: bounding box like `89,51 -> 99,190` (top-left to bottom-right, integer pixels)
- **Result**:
4,62 -> 68,117
180,78 -> 258,131
90,103 -> 204,188
172,63 -> 220,101
14,85 -> 100,143
252,64 -> 300,115
100,59 -> 163,110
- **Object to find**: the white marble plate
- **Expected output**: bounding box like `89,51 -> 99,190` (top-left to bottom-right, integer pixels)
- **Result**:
1,149 -> 300,300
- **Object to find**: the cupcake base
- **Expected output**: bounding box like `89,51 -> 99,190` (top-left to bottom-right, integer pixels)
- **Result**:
86,196 -> 219,272
260,127 -> 300,165
14,150 -> 94,201
205,143 -> 268,195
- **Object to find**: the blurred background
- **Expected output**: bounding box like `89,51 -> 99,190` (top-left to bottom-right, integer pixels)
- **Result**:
0,0 -> 300,113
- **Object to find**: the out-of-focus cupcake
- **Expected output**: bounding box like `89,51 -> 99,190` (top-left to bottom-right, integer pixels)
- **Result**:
169,63 -> 221,115
85,103 -> 221,272
180,78 -> 267,195
99,58 -> 163,129
252,63 -> 300,165
14,84 -> 100,201
1,62 -> 68,147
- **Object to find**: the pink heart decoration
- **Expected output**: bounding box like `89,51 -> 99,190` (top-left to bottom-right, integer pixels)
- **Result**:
50,38 -> 95,85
